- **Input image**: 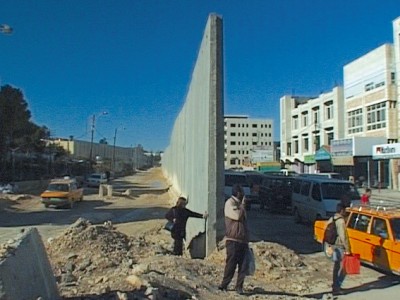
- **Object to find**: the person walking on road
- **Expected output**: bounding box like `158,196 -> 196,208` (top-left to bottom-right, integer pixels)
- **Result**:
331,203 -> 351,295
361,188 -> 371,206
165,197 -> 208,256
218,184 -> 249,295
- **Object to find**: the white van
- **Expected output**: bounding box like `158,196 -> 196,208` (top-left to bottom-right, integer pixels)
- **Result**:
298,172 -> 343,180
291,177 -> 360,223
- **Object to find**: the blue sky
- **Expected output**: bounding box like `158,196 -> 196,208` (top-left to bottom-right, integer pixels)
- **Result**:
1,0 -> 399,151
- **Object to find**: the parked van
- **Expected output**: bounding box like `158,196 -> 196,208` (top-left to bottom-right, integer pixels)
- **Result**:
292,177 -> 360,223
298,172 -> 343,180
224,171 -> 252,209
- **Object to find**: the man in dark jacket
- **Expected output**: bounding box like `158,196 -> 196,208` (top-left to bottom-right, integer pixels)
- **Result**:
165,196 -> 208,256
218,184 -> 249,295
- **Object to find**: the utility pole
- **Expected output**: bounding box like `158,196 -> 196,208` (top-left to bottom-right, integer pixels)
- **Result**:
89,114 -> 95,163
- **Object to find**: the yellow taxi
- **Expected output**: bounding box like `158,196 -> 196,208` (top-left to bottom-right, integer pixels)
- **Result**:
40,178 -> 84,208
314,204 -> 400,275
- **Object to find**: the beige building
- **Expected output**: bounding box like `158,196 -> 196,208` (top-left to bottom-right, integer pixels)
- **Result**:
46,138 -> 147,172
224,116 -> 273,169
342,39 -> 398,188
280,87 -> 345,173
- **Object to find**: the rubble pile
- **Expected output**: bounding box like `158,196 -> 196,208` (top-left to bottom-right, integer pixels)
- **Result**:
45,218 -> 325,299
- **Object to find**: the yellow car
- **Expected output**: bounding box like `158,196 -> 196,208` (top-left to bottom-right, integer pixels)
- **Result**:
314,205 -> 400,275
41,179 -> 83,208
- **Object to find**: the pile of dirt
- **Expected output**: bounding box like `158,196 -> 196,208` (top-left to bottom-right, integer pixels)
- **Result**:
45,218 -> 329,299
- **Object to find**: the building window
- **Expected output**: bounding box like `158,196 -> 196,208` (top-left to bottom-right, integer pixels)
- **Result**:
302,111 -> 308,127
294,140 -> 299,153
327,132 -> 334,145
252,142 -> 257,145
230,150 -> 236,154
347,108 -> 363,134
365,82 -> 374,92
324,101 -> 333,120
292,116 -> 299,130
313,107 -> 319,125
252,124 -> 257,128
230,123 -> 236,127
230,141 -> 236,145
287,142 -> 292,156
230,159 -> 236,165
367,102 -> 386,131
304,137 -> 309,151
391,72 -> 396,84
230,132 -> 236,136
252,133 -> 257,137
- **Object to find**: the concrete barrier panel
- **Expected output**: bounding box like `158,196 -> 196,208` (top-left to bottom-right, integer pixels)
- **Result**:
162,14 -> 225,257
0,228 -> 60,300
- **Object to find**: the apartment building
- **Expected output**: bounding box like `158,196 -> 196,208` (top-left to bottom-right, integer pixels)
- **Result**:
341,43 -> 397,187
280,87 -> 345,174
224,116 -> 273,169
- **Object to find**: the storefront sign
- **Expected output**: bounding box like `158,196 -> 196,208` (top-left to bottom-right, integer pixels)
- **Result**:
332,156 -> 354,166
331,139 -> 353,156
315,148 -> 331,161
372,143 -> 400,160
304,155 -> 315,164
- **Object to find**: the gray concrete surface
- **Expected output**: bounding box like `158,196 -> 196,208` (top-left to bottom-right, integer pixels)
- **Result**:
161,14 -> 225,257
0,228 -> 60,300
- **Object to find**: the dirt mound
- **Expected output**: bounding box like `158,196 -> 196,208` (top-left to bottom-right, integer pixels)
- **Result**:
46,218 -> 322,299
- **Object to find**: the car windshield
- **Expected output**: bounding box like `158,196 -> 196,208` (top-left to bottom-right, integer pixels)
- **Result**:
47,184 -> 69,192
390,218 -> 400,241
321,182 -> 359,200
225,174 -> 249,187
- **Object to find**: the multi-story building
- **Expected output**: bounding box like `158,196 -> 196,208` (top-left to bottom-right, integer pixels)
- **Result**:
224,116 -> 273,169
342,43 -> 397,187
280,87 -> 345,174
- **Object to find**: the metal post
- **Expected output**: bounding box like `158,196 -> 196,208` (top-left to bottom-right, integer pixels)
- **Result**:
89,114 -> 95,163
112,128 -> 117,171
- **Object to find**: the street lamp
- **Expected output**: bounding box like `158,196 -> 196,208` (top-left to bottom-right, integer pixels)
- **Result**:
0,24 -> 13,35
88,111 -> 108,163
112,126 -> 125,172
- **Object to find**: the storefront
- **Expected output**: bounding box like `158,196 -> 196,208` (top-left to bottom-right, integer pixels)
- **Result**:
331,137 -> 386,187
372,143 -> 400,189
315,146 -> 332,172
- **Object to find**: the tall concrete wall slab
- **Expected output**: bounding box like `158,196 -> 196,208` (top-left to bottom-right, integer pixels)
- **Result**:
162,14 -> 225,258
0,228 -> 60,300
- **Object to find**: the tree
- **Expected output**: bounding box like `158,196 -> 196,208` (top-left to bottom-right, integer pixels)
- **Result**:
0,84 -> 50,179
0,85 -> 48,151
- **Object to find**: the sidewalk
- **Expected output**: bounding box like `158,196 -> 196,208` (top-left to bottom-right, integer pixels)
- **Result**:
365,187 -> 400,203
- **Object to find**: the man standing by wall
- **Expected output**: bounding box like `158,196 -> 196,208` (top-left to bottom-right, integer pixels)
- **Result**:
218,184 -> 249,295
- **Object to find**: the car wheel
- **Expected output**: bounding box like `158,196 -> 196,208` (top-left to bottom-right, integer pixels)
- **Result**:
294,208 -> 302,223
323,242 -> 333,259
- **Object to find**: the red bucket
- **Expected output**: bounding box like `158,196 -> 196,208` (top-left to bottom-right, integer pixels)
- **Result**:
343,254 -> 360,275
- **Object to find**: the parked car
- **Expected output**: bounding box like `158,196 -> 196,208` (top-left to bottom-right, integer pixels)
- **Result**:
292,177 -> 360,223
224,171 -> 252,210
87,173 -> 108,187
314,204 -> 400,275
41,178 -> 83,208
259,174 -> 295,213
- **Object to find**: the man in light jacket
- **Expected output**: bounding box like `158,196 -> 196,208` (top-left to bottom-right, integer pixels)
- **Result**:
218,184 -> 249,295
332,203 -> 351,295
